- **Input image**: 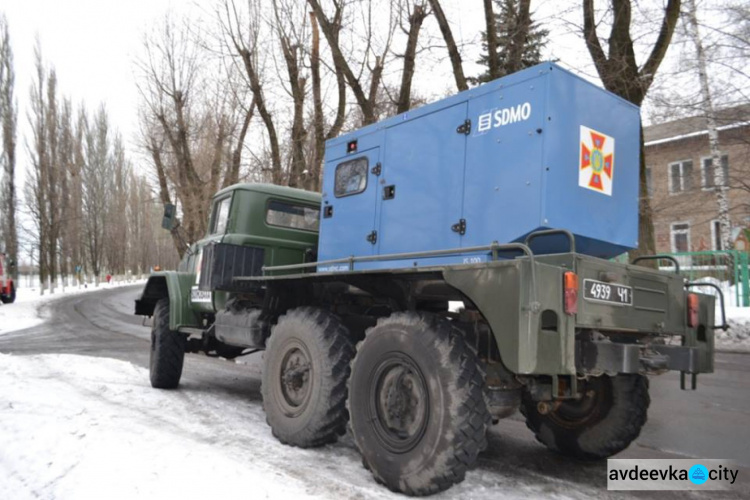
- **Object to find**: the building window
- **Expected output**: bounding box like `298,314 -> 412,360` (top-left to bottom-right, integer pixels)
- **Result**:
671,222 -> 691,253
711,220 -> 725,251
669,160 -> 693,193
645,166 -> 654,196
701,155 -> 729,189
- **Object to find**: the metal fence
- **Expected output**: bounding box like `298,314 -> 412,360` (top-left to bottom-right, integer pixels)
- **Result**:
665,251 -> 749,307
613,251 -> 750,307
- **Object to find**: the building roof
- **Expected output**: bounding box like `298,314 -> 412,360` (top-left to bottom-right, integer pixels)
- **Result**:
644,104 -> 750,146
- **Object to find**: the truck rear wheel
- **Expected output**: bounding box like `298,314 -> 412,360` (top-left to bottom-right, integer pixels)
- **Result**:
348,313 -> 490,496
521,374 -> 649,460
149,298 -> 186,389
262,307 -> 355,448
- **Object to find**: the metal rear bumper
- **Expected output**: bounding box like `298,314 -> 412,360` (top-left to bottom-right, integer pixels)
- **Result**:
576,340 -> 713,388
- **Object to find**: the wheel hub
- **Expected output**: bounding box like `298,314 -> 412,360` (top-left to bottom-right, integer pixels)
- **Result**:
371,354 -> 429,453
279,347 -> 312,411
548,377 -> 608,428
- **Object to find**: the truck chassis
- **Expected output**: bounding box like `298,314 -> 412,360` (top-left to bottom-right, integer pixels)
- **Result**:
136,230 -> 723,496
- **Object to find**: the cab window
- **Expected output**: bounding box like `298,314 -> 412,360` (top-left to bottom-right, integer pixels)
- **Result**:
210,196 -> 232,234
266,200 -> 320,232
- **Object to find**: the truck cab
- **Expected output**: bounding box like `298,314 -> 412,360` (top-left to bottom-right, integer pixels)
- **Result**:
135,183 -> 320,328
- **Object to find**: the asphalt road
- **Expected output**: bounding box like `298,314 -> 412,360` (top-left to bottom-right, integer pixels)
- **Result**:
1,284 -> 748,499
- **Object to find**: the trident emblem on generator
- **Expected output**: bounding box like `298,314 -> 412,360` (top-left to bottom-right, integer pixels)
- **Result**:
579,125 -> 615,196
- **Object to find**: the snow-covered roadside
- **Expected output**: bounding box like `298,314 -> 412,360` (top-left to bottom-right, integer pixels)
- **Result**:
716,306 -> 750,353
0,354 -> 314,500
0,281 -> 143,335
0,353 -> 583,500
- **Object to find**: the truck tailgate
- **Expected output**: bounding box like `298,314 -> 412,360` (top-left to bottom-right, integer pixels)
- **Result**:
573,255 -> 685,334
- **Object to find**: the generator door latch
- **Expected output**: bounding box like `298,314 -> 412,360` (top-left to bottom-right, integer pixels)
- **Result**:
456,119 -> 471,135
451,219 -> 466,235
366,230 -> 378,244
383,185 -> 396,200
371,163 -> 382,176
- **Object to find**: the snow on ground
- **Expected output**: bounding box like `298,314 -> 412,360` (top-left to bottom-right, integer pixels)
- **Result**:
0,353 -> 585,500
716,306 -> 750,353
0,280 -> 143,335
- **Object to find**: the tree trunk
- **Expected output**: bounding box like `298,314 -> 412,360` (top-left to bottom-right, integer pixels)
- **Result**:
427,0 -> 468,91
397,4 -> 428,114
582,0 -> 682,260
684,0 -> 731,250
482,0 -> 500,80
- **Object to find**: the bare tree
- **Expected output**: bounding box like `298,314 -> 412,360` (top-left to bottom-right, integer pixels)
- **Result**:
25,42 -> 51,291
683,0 -> 731,250
220,1 -> 285,184
45,69 -> 61,290
82,105 -> 111,284
583,0 -> 682,259
426,0 -> 468,91
272,0 -> 310,188
57,98 -> 74,284
308,7 -> 346,190
0,14 -> 17,278
308,0 -> 397,125
483,0 -> 500,80
104,134 -> 129,275
138,13 -> 254,256
395,1 -> 430,113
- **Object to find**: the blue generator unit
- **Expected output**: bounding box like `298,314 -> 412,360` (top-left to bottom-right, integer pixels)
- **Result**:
317,62 -> 640,271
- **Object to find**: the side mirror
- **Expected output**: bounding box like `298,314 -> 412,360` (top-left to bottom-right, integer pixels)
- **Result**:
162,203 -> 177,230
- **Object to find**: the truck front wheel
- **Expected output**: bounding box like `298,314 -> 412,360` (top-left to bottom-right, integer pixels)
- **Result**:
348,313 -> 490,496
149,298 -> 186,389
262,307 -> 355,447
521,374 -> 649,460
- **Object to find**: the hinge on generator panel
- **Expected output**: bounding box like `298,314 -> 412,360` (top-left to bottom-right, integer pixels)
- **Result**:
366,230 -> 378,244
371,163 -> 382,176
451,219 -> 466,235
456,119 -> 471,135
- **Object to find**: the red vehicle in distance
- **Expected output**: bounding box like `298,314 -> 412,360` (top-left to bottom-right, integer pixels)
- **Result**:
0,252 -> 16,304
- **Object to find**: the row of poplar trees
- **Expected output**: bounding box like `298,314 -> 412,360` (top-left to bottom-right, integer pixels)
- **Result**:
0,15 -> 178,290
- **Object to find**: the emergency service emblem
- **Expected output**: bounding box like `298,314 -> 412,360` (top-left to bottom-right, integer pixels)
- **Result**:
579,125 -> 614,196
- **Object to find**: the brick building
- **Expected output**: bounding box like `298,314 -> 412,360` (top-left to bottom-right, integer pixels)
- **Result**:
643,105 -> 750,254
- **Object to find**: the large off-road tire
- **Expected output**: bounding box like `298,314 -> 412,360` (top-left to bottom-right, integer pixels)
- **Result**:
0,282 -> 15,304
521,374 -> 650,460
348,313 -> 490,496
149,298 -> 186,389
262,307 -> 355,448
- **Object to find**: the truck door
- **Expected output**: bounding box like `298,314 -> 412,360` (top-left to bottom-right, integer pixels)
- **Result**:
376,102 -> 468,255
190,193 -> 233,310
317,147 -> 381,267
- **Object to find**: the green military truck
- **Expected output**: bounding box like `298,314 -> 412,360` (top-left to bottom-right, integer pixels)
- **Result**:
135,64 -> 724,496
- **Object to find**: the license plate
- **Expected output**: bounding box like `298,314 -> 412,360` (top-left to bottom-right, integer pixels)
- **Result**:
583,279 -> 632,306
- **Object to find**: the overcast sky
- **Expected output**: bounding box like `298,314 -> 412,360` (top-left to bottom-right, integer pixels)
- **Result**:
4,0 -> 180,157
